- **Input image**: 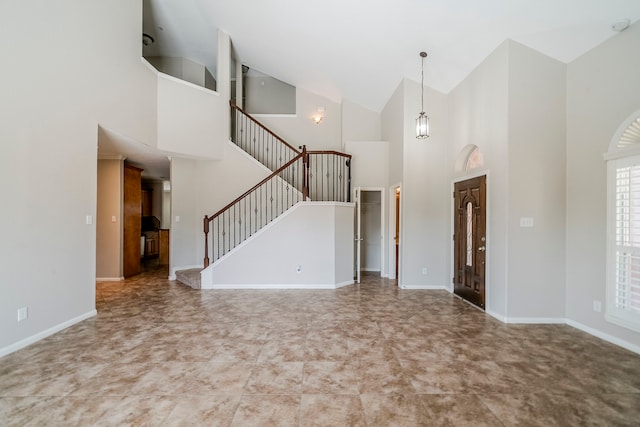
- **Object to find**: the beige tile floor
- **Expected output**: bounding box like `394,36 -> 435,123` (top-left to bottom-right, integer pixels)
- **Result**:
1,267 -> 640,426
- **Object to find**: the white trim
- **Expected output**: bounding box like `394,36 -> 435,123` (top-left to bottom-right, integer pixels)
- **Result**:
156,68 -> 220,96
605,155 -> 640,333
354,187 -> 386,278
203,283 -> 338,290
400,284 -> 448,290
485,309 -> 506,323
0,310 -> 97,358
603,145 -> 640,161
95,277 -> 124,282
335,280 -> 355,288
566,319 -> 640,355
502,317 -> 566,324
388,183 -> 401,282
360,268 -> 381,272
606,109 -> 640,154
605,313 -> 640,334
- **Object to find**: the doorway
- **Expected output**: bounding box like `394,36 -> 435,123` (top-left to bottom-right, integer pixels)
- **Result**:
453,175 -> 486,309
354,188 -> 384,283
393,187 -> 400,281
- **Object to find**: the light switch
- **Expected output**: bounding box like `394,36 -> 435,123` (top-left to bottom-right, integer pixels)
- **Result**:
111,216 -> 117,223
520,217 -> 534,228
175,215 -> 181,223
85,215 -> 93,225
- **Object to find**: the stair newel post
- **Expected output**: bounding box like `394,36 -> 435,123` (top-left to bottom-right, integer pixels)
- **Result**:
302,145 -> 309,201
203,215 -> 210,267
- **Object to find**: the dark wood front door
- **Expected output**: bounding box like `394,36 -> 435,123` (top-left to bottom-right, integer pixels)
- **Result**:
454,176 -> 486,309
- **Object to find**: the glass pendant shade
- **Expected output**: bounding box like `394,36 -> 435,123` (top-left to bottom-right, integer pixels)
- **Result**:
416,112 -> 429,139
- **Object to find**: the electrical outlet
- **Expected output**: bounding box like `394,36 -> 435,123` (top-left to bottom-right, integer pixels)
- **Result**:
422,268 -> 427,275
17,307 -> 28,322
593,300 -> 602,312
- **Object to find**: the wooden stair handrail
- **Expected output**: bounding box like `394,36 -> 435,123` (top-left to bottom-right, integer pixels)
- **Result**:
206,150 -> 305,223
308,150 -> 352,160
203,146 -> 308,267
230,100 -> 301,155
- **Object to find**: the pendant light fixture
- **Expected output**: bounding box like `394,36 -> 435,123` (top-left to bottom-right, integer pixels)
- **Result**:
416,51 -> 430,139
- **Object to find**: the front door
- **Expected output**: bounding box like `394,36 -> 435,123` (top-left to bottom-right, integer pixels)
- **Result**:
453,176 -> 486,309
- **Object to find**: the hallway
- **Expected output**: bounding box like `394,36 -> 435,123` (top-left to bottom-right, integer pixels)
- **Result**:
1,270 -> 639,425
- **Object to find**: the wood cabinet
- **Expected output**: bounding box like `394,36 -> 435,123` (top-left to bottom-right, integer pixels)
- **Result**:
159,229 -> 170,265
142,189 -> 152,216
123,165 -> 143,277
143,231 -> 159,257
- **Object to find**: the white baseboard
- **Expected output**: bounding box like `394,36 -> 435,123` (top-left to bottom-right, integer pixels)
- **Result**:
503,317 -> 566,324
485,309 -> 506,322
95,277 -> 124,282
400,284 -> 448,290
0,310 -> 97,358
566,319 -> 640,355
202,283 -> 338,290
335,280 -> 355,288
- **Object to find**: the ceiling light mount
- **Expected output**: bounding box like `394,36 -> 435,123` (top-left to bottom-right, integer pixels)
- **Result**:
416,51 -> 430,139
611,19 -> 630,32
142,33 -> 155,46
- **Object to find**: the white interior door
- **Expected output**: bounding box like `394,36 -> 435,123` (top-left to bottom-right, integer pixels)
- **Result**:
361,190 -> 382,272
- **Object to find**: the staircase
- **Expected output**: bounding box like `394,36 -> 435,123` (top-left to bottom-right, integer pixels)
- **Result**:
175,268 -> 201,289
176,101 -> 352,289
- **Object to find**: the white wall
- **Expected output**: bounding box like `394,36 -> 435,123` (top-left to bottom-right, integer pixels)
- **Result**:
506,41 -> 566,320
156,73 -> 225,159
145,56 -> 215,89
448,43 -> 509,317
254,87 -> 342,150
96,159 -> 123,280
0,0 -> 156,353
566,21 -> 640,347
400,79 -> 450,289
169,142 -> 271,274
169,158 -> 199,271
342,100 -> 381,144
245,75 -> 296,114
381,83 -> 405,187
345,141 -> 389,189
381,84 -> 405,279
201,202 -> 354,288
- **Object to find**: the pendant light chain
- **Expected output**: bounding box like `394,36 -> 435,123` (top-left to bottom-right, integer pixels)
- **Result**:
421,53 -> 425,114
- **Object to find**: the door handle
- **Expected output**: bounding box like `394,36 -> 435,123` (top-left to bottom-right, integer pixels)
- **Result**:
478,246 -> 486,251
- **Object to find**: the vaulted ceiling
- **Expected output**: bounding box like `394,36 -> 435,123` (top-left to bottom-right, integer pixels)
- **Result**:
143,0 -> 640,112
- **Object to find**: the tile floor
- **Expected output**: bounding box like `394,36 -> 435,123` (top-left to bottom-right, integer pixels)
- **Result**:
1,268 -> 640,426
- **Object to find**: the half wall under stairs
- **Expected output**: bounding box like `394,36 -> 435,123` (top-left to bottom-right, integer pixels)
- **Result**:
198,201 -> 354,289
